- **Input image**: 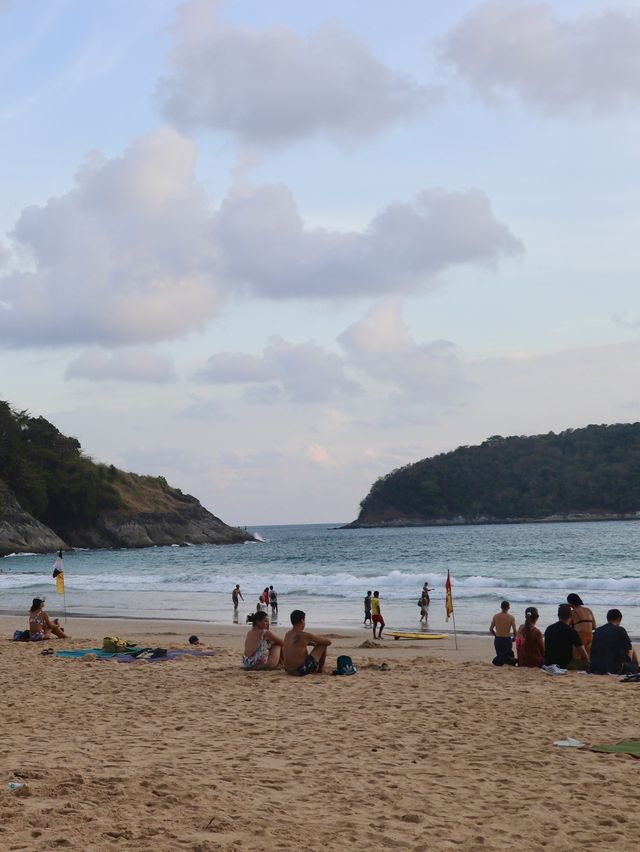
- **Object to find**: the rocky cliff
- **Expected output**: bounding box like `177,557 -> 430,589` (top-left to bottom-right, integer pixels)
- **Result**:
0,485 -> 67,555
0,473 -> 254,557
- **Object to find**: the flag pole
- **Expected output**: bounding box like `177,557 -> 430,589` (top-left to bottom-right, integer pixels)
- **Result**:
445,569 -> 458,650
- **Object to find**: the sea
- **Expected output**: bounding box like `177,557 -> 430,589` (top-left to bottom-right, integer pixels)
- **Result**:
2,520 -> 640,637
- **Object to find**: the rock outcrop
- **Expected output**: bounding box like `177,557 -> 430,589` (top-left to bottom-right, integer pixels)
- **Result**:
0,476 -> 254,556
0,487 -> 67,556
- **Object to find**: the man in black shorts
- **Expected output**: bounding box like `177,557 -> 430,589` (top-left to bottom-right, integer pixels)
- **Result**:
282,610 -> 331,676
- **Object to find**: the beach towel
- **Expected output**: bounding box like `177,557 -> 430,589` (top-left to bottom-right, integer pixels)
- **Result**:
56,647 -> 146,660
591,740 -> 640,758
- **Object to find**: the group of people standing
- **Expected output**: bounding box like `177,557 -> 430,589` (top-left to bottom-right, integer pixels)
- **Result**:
490,594 -> 639,675
231,584 -> 278,620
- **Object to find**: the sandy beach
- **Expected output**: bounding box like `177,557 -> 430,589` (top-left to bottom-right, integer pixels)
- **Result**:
1,614 -> 638,851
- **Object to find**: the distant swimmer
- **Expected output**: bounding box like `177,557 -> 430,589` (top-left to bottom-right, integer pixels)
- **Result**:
232,584 -> 244,611
489,601 -> 516,666
371,591 -> 385,640
282,610 -> 331,676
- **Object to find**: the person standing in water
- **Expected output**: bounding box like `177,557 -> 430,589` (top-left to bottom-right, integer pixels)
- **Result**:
269,585 -> 278,618
232,584 -> 244,611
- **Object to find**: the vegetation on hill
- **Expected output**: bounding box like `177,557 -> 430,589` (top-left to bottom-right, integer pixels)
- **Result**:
353,424 -> 640,526
0,401 -> 124,533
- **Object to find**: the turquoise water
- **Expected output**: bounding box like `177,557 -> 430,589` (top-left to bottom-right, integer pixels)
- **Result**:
2,520 -> 640,635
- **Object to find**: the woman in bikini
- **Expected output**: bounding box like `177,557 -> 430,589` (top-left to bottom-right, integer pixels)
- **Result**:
567,593 -> 596,657
29,598 -> 68,640
242,611 -> 282,670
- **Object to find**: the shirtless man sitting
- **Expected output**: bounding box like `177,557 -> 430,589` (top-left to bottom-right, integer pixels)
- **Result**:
282,610 -> 331,676
489,600 -> 517,666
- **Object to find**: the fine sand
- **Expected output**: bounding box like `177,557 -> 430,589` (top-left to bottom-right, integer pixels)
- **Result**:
1,614 -> 638,851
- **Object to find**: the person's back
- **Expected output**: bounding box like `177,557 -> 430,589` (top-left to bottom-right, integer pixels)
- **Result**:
282,610 -> 331,676
516,607 -> 544,668
589,610 -> 638,674
544,604 -> 586,669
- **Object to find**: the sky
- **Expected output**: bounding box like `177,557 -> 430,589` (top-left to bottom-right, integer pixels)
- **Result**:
2,0 -> 640,525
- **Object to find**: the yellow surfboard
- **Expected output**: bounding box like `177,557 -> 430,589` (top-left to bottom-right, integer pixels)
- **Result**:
386,631 -> 448,641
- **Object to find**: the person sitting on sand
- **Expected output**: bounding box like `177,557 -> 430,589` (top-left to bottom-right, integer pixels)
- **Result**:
543,604 -> 588,672
589,609 -> 639,675
489,601 -> 516,666
29,598 -> 67,640
567,593 -> 596,657
515,606 -> 544,668
242,612 -> 283,670
282,610 -> 331,676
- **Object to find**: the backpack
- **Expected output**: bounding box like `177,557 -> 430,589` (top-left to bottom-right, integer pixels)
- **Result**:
333,655 -> 357,676
102,636 -> 131,653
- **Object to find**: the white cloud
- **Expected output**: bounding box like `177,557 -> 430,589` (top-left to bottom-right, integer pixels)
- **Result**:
0,130 -> 520,347
65,349 -> 176,384
441,1 -> 640,113
339,302 -> 468,399
157,0 -> 436,147
214,184 -> 522,299
0,128 -> 218,347
195,335 -> 359,403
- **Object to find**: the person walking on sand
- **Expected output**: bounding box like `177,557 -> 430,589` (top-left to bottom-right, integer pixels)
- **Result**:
282,610 -> 331,676
232,584 -> 244,611
489,601 -> 517,666
363,590 -> 372,626
371,591 -> 385,640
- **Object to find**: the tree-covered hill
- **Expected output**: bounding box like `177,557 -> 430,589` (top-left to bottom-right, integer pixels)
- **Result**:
348,424 -> 640,527
0,401 -> 253,553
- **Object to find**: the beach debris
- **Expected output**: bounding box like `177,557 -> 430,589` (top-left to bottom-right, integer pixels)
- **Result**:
553,738 -> 585,748
7,781 -> 31,796
358,640 -> 381,649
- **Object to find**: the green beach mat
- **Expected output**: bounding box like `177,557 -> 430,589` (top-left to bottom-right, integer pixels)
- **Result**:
591,739 -> 640,757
